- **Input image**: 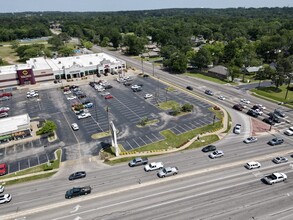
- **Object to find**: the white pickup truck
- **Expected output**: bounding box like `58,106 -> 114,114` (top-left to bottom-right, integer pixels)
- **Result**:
263,172 -> 287,185
144,162 -> 164,172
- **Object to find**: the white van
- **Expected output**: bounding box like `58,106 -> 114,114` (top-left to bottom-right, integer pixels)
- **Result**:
245,161 -> 261,170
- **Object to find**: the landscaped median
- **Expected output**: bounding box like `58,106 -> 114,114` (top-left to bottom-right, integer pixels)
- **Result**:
103,107 -> 229,165
0,149 -> 62,186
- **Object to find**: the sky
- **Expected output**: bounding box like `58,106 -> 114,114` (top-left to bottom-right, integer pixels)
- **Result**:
1,0 -> 292,13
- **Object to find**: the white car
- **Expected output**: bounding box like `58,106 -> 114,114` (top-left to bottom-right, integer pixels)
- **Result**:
27,93 -> 39,98
0,194 -> 11,204
233,124 -> 241,134
218,95 -> 225,100
67,96 -> 77,100
240,99 -> 250,104
77,112 -> 91,119
100,92 -> 110,96
144,162 -> 164,172
253,109 -> 263,115
244,136 -> 258,144
0,107 -> 10,111
64,90 -> 72,95
255,104 -> 266,110
284,129 -> 293,136
245,161 -> 261,170
144,94 -> 153,99
209,150 -> 224,159
131,85 -> 141,89
0,185 -> 4,193
71,123 -> 79,131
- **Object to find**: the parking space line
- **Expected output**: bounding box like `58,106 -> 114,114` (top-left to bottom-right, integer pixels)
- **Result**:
151,133 -> 159,141
132,139 -> 141,148
172,127 -> 181,133
139,137 -> 147,145
126,140 -> 134,149
46,153 -> 49,162
28,158 -> 31,168
18,161 -> 20,172
178,125 -> 187,131
145,135 -> 153,142
37,156 -> 40,165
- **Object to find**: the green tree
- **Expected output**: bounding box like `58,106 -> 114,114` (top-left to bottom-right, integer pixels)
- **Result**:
81,40 -> 93,49
100,37 -> 110,47
48,35 -> 64,50
123,34 -> 147,56
190,47 -> 212,70
163,52 -> 187,73
58,46 -> 74,57
181,103 -> 194,112
36,120 -> 57,135
228,65 -> 241,81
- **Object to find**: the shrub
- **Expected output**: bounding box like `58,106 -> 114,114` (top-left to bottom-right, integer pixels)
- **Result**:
181,103 -> 194,112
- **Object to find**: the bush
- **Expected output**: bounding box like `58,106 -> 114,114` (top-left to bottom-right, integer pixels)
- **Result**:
181,103 -> 194,112
213,106 -> 220,110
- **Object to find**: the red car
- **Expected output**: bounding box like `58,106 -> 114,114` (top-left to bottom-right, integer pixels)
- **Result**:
0,93 -> 12,97
105,94 -> 113,99
0,163 -> 7,176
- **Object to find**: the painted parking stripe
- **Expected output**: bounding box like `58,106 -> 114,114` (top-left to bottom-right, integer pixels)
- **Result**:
151,133 -> 160,141
132,138 -> 141,148
125,140 -> 134,150
139,137 -> 147,145
145,135 -> 154,142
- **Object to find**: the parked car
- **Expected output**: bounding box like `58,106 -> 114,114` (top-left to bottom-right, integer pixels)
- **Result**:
0,93 -> 12,97
65,186 -> 91,199
274,109 -> 285,117
157,167 -> 178,178
71,123 -> 79,130
132,87 -> 142,92
105,94 -> 113,99
233,104 -> 244,111
268,137 -> 284,146
240,99 -> 250,104
202,145 -> 216,152
104,85 -> 113,89
233,124 -> 241,134
0,194 -> 12,204
0,96 -> 10,101
247,109 -> 258,118
100,92 -> 110,96
77,113 -> 91,119
218,95 -> 225,100
284,127 -> 293,136
209,150 -> 224,159
245,161 -> 261,170
144,162 -> 164,172
64,90 -> 72,95
262,118 -> 275,125
0,163 -> 7,176
243,136 -> 258,144
67,96 -> 77,100
123,82 -> 132,86
204,90 -> 214,96
0,107 -> 10,111
273,156 -> 288,164
186,86 -> 193,91
83,102 -> 93,108
144,94 -> 153,99
131,85 -> 141,89
68,171 -> 86,180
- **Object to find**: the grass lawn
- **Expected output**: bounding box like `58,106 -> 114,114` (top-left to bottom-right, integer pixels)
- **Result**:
251,85 -> 293,106
186,135 -> 220,150
184,72 -> 237,85
0,46 -> 19,63
166,86 -> 176,92
91,131 -> 111,139
137,119 -> 160,128
158,100 -> 180,110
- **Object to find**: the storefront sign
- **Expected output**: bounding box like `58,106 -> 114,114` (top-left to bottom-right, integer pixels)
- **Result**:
17,69 -> 36,85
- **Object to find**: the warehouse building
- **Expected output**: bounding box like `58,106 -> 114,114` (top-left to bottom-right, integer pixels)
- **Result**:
0,114 -> 31,144
0,53 -> 126,88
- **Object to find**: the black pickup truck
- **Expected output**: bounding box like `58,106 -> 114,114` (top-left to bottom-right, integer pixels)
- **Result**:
65,186 -> 92,199
128,157 -> 148,167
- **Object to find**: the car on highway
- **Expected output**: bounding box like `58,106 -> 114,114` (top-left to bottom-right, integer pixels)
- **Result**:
68,171 -> 86,180
268,137 -> 284,146
144,94 -> 153,99
262,118 -> 275,125
65,186 -> 91,199
218,95 -> 225,100
67,96 -> 77,100
233,124 -> 241,134
245,161 -> 261,170
243,136 -> 258,144
209,150 -> 224,159
233,104 -> 244,111
128,157 -> 148,167
186,86 -> 193,91
273,156 -> 288,164
204,90 -> 214,96
274,109 -> 285,117
254,104 -> 266,110
71,123 -> 79,130
202,145 -> 216,152
284,127 -> 293,136
262,173 -> 287,185
144,162 -> 164,172
77,112 -> 91,119
0,112 -> 8,118
247,109 -> 258,118
253,109 -> 263,115
240,99 -> 250,104
0,185 -> 4,193
157,166 -> 178,178
0,194 -> 11,204
105,94 -> 113,99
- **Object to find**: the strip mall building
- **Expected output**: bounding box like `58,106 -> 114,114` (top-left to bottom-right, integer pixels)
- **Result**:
0,53 -> 126,88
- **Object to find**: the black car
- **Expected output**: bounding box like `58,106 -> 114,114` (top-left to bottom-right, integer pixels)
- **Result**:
123,82 -> 132,86
186,86 -> 193,91
262,118 -> 275,125
205,90 -> 214,96
143,74 -> 149,78
233,104 -> 244,111
202,145 -> 216,152
269,116 -> 281,123
65,186 -> 91,199
132,87 -> 142,92
274,109 -> 285,117
104,85 -> 113,89
68,171 -> 86,180
268,138 -> 284,146
247,109 -> 258,118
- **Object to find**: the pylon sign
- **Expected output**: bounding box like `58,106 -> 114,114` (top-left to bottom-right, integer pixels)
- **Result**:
109,121 -> 119,156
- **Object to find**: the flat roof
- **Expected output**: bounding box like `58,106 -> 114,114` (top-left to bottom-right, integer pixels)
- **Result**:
0,63 -> 31,75
0,114 -> 30,135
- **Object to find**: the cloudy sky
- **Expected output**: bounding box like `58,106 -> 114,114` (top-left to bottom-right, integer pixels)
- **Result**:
1,0 -> 292,12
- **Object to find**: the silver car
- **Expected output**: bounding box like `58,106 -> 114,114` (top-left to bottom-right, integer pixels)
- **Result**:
273,156 -> 288,164
244,136 -> 258,144
157,167 -> 178,178
209,150 -> 224,159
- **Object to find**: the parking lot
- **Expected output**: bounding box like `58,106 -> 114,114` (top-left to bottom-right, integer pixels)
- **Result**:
0,75 -> 216,172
